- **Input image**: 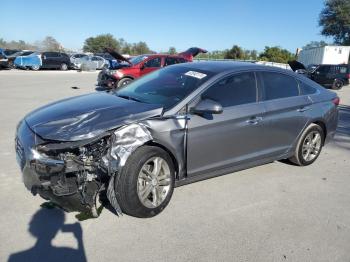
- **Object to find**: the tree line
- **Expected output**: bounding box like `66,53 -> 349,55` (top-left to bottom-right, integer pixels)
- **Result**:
0,36 -> 63,52
0,0 -> 348,63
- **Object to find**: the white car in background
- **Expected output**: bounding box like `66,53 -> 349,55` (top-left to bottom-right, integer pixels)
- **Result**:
71,54 -> 108,70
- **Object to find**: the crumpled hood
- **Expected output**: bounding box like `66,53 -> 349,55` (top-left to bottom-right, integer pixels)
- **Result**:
25,92 -> 163,141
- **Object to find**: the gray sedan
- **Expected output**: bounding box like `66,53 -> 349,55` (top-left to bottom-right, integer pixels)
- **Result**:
15,62 -> 339,218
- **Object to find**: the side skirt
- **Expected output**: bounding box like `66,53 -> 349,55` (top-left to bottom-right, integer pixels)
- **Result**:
175,153 -> 290,187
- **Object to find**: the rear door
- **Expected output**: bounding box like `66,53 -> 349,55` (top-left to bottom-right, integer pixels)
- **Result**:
42,52 -> 60,68
258,71 -> 311,156
186,72 -> 269,177
140,57 -> 162,76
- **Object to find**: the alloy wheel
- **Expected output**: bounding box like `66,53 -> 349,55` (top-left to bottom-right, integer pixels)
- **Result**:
301,131 -> 322,162
137,157 -> 171,208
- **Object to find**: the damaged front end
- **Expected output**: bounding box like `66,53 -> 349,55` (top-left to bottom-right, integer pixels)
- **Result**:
15,120 -> 154,217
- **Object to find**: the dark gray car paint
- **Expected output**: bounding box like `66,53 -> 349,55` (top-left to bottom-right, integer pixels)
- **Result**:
16,61 -> 339,213
24,62 -> 338,175
25,92 -> 163,141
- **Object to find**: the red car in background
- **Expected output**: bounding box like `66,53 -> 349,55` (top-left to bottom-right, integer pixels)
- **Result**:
97,47 -> 207,88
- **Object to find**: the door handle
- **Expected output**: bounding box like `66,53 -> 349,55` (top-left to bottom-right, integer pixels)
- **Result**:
246,116 -> 263,125
297,106 -> 311,112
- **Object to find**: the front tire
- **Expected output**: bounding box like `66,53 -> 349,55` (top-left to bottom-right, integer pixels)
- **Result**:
114,146 -> 175,218
117,77 -> 133,88
289,124 -> 324,166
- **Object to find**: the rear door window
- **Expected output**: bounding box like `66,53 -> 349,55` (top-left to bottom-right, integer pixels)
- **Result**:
261,72 -> 299,100
164,57 -> 178,66
334,66 -> 348,74
45,52 -> 60,58
177,58 -> 187,63
202,72 -> 257,107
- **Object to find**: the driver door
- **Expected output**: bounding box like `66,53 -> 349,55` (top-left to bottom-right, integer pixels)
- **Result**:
140,57 -> 162,77
186,72 -> 269,177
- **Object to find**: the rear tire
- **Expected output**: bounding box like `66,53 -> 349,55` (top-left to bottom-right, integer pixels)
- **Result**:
60,63 -> 68,71
289,124 -> 324,166
332,79 -> 344,90
117,77 -> 133,88
114,146 -> 175,218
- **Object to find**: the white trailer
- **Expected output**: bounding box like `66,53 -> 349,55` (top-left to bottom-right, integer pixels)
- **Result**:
297,46 -> 350,66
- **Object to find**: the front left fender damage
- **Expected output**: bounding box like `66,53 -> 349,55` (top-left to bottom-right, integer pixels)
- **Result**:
16,115 -> 186,217
106,123 -> 153,215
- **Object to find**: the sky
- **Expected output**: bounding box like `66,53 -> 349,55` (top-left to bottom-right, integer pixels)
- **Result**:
0,0 -> 331,53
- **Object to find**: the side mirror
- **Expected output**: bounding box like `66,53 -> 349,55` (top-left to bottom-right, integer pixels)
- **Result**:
191,99 -> 223,115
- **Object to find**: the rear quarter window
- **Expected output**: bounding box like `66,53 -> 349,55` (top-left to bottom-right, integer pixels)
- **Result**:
261,72 -> 299,100
335,66 -> 348,74
298,80 -> 317,95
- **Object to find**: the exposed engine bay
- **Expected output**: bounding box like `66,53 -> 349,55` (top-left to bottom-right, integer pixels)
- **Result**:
34,136 -> 110,217
17,118 -> 169,218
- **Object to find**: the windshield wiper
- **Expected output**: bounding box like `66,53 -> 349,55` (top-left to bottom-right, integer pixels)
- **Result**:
117,94 -> 144,103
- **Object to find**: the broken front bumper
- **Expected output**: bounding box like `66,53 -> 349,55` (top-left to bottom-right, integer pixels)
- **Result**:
15,121 -> 95,213
97,70 -> 118,87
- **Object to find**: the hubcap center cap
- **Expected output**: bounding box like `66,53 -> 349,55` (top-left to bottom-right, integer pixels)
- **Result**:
151,179 -> 158,186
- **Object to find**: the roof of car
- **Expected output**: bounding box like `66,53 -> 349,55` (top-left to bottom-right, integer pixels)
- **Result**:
177,61 -> 284,73
138,53 -> 185,58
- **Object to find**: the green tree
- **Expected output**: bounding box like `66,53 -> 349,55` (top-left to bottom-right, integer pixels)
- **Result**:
40,36 -> 61,51
224,45 -> 246,59
83,34 -> 120,53
0,38 -> 37,50
130,42 -> 151,55
259,46 -> 294,63
168,47 -> 177,54
303,40 -> 329,49
319,0 -> 350,45
244,49 -> 258,60
0,38 -> 6,48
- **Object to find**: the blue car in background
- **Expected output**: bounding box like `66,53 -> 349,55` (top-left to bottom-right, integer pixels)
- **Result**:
14,52 -> 42,70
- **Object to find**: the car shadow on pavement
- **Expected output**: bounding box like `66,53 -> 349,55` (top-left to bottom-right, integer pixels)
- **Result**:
8,207 -> 87,262
333,105 -> 350,150
95,85 -> 112,92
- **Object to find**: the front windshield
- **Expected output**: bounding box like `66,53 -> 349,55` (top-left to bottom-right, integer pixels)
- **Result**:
129,55 -> 148,65
115,65 -> 214,110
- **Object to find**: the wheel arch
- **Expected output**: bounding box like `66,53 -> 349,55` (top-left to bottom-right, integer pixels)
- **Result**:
120,75 -> 134,81
144,141 -> 180,179
312,120 -> 327,144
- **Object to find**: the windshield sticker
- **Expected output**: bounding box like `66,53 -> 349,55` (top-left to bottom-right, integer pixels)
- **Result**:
185,71 -> 207,79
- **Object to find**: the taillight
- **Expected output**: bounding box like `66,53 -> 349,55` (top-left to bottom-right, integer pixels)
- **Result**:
332,97 -> 340,106
346,73 -> 350,79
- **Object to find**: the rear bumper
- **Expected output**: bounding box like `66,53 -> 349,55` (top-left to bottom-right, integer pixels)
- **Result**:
324,105 -> 339,145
